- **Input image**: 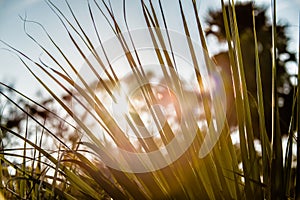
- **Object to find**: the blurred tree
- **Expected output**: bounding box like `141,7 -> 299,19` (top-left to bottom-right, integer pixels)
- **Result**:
0,84 -> 80,149
205,2 -> 297,138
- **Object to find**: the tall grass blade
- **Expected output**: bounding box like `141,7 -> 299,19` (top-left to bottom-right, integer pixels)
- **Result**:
252,9 -> 271,198
229,3 -> 260,189
270,0 -> 284,199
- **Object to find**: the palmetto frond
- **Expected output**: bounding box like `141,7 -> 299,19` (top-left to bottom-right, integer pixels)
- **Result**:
0,0 -> 299,199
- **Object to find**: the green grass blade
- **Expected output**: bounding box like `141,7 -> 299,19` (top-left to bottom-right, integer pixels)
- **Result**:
270,0 -> 284,199
229,3 -> 259,185
221,1 -> 252,197
252,9 -> 271,197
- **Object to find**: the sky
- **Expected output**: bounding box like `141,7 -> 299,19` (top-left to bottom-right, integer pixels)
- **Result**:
0,0 -> 299,99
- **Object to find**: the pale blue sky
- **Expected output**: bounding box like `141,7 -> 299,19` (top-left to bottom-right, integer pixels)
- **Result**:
0,0 -> 299,98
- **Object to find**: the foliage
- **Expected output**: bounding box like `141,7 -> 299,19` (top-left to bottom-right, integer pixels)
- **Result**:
206,2 -> 297,138
0,0 -> 299,199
